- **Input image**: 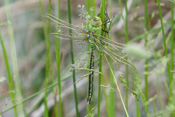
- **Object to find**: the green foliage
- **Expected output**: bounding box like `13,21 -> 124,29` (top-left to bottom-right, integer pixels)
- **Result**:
0,0 -> 174,116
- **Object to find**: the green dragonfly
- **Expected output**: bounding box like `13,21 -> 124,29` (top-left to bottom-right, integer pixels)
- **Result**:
46,13 -> 134,104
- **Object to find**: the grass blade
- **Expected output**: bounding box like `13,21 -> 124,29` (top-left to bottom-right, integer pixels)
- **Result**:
4,0 -> 26,116
144,0 -> 149,101
157,0 -> 173,103
67,0 -> 79,116
105,55 -> 129,117
0,32 -> 17,116
39,0 -> 52,116
55,0 -> 63,116
98,1 -> 107,117
124,0 -> 129,113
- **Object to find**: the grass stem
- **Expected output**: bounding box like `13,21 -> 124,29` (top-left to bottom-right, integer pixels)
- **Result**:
4,0 -> 26,116
124,0 -> 129,112
144,0 -> 149,101
39,0 -> 52,116
169,0 -> 174,103
55,0 -> 63,116
98,0 -> 107,116
157,0 -> 172,102
0,32 -> 17,116
67,0 -> 79,116
105,56 -> 129,117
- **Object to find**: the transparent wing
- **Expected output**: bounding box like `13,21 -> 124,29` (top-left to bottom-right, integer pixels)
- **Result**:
46,14 -> 88,37
95,34 -> 125,51
94,39 -> 138,78
94,36 -> 134,67
45,14 -> 91,45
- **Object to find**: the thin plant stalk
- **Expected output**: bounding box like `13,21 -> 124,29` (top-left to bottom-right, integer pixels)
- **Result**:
107,0 -> 115,116
170,1 -> 174,103
39,0 -> 52,116
88,0 -> 96,17
136,100 -> 140,117
92,0 -> 96,17
124,0 -> 129,112
0,32 -> 17,116
157,0 -> 172,101
54,0 -> 63,116
105,56 -> 129,117
98,0 -> 107,116
118,0 -> 131,116
97,55 -> 102,117
4,0 -> 26,116
124,1 -> 140,116
67,0 -> 79,116
134,72 -> 150,116
86,0 -> 90,14
144,0 -> 148,101
46,1 -> 59,115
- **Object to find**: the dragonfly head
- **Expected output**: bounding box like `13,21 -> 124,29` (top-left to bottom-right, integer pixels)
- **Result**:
90,16 -> 102,27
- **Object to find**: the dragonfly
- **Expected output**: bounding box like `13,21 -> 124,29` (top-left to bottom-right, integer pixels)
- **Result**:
46,13 -> 135,104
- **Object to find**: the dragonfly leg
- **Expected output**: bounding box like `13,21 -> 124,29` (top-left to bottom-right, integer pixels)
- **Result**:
101,11 -> 113,34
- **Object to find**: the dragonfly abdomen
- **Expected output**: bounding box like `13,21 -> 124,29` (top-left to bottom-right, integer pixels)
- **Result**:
87,50 -> 94,104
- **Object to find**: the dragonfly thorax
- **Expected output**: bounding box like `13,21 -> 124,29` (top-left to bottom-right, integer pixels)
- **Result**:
87,16 -> 102,38
90,16 -> 102,27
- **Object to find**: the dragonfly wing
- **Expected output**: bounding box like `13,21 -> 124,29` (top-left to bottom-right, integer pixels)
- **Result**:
45,14 -> 88,36
95,39 -> 134,67
95,34 -> 125,48
45,14 -> 90,44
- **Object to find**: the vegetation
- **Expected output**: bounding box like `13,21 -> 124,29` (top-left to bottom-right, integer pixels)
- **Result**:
0,0 -> 174,116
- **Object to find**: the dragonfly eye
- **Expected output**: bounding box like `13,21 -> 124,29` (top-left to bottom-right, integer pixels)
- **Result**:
93,16 -> 100,21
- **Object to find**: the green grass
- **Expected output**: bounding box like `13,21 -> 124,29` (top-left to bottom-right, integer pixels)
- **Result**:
98,1 -> 107,117
67,0 -> 79,116
0,32 -> 17,116
55,0 -> 63,116
4,0 -> 26,116
124,0 -> 129,114
106,55 -> 129,117
108,1 -> 116,117
39,0 -> 51,116
157,1 -> 174,109
0,0 -> 174,116
170,0 -> 174,104
144,0 -> 149,101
